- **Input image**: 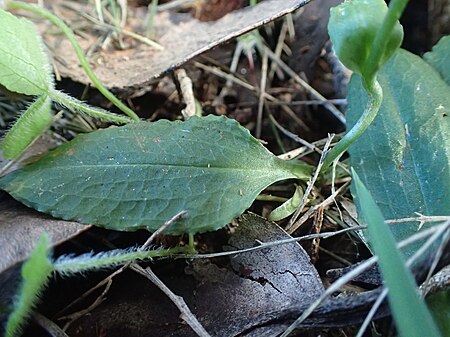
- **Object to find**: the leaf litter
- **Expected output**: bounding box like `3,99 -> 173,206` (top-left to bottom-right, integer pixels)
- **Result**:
30,0 -> 309,92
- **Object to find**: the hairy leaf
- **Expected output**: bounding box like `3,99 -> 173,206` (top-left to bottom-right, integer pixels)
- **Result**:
0,116 -> 311,235
1,94 -> 53,159
347,49 -> 450,255
0,9 -> 52,96
5,234 -> 53,337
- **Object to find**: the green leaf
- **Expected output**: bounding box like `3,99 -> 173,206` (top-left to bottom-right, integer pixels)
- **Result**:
427,290 -> 450,337
268,185 -> 303,221
352,169 -> 442,337
424,36 -> 450,86
347,49 -> 450,256
0,9 -> 53,96
328,0 -> 403,80
5,234 -> 53,337
1,94 -> 53,159
0,115 -> 311,235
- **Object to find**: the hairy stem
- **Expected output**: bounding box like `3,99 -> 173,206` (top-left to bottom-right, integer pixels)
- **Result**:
49,89 -> 133,124
321,78 -> 382,172
54,246 -> 191,275
7,0 -> 140,121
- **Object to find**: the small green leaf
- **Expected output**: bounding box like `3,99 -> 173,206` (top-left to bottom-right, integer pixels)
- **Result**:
0,115 -> 312,235
352,169 -> 442,337
328,0 -> 403,80
0,9 -> 53,95
268,185 -> 303,221
1,94 -> 53,159
5,234 -> 53,337
424,35 -> 450,86
348,49 -> 450,256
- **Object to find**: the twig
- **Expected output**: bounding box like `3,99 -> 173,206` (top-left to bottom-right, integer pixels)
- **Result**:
177,225 -> 365,259
256,50 -> 268,138
385,214 -> 450,225
290,180 -> 351,233
33,313 -> 70,337
277,135 -> 344,161
268,15 -> 290,82
286,134 -> 334,233
59,277 -> 113,331
141,210 -> 188,249
355,288 -> 388,337
131,264 -> 211,337
263,46 -> 346,124
269,114 -> 320,153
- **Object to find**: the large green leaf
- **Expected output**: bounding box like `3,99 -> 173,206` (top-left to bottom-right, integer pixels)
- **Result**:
0,9 -> 52,96
347,49 -> 450,255
0,115 -> 311,235
352,170 -> 442,337
424,36 -> 450,85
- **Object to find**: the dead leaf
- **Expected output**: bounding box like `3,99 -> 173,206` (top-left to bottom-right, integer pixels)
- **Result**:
37,0 -> 308,92
0,196 -> 89,274
0,195 -> 89,325
62,213 -> 324,336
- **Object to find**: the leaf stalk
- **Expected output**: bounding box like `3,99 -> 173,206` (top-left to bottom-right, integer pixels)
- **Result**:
321,78 -> 382,171
49,89 -> 133,124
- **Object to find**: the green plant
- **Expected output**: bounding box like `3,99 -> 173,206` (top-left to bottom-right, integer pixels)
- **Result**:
0,115 -> 312,234
0,5 -> 136,160
0,0 -> 449,335
3,232 -> 196,337
326,0 -> 449,334
352,169 -> 443,337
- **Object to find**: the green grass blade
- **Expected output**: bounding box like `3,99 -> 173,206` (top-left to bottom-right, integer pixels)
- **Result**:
352,168 -> 442,337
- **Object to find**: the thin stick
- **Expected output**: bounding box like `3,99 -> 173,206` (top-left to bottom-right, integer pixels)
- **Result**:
177,225 -> 366,259
355,288 -> 388,337
286,135 -> 334,232
269,114 -> 320,153
131,264 -> 211,337
33,313 -> 70,337
290,181 -> 351,234
263,46 -> 345,124
385,215 -> 450,224
141,210 -> 187,249
60,277 -> 113,331
256,50 -> 268,138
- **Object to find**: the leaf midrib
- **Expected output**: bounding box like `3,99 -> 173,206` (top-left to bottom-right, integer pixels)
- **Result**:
37,162 -> 294,174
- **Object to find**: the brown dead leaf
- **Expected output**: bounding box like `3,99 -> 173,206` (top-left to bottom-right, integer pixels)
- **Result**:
0,196 -> 88,274
61,214 -> 324,337
36,0 -> 308,92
